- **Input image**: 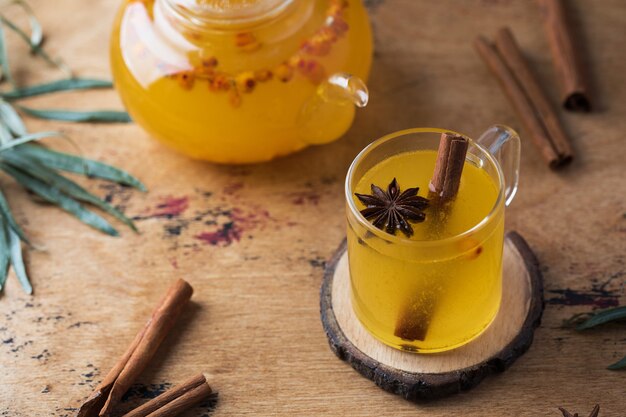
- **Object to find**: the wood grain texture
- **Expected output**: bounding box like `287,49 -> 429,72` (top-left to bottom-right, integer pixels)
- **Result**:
0,1 -> 624,416
320,232 -> 544,400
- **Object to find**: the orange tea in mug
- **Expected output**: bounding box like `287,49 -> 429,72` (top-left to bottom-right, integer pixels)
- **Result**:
346,126 -> 520,352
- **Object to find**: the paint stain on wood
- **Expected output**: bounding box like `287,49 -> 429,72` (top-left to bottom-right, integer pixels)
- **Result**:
547,271 -> 624,308
547,289 -> 619,308
30,349 -> 51,363
131,190 -> 273,249
195,222 -> 242,246
290,190 -> 321,206
137,196 -> 190,219
99,183 -> 135,213
223,182 -> 244,195
194,208 -> 271,247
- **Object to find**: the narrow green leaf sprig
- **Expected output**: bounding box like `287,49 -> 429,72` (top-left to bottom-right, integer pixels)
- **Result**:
18,106 -> 132,123
1,78 -> 113,100
576,306 -> 626,331
569,306 -> 626,370
0,2 -> 131,123
0,1 -> 144,295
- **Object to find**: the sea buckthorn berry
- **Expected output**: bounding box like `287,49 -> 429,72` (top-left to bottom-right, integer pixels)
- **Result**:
235,32 -> 262,52
206,56 -> 218,66
300,40 -> 313,54
235,32 -> 255,46
274,63 -> 294,82
236,72 -> 256,93
175,71 -> 195,89
301,35 -> 332,56
195,56 -> 218,76
298,59 -> 326,84
458,238 -> 483,260
254,69 -> 273,82
318,27 -> 338,43
210,74 -> 230,91
288,55 -> 305,68
328,16 -> 349,36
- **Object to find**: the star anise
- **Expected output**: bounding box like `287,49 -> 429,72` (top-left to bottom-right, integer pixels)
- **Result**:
559,404 -> 600,417
355,178 -> 429,238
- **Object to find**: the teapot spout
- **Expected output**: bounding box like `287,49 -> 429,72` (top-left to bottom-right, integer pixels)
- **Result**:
298,73 -> 369,145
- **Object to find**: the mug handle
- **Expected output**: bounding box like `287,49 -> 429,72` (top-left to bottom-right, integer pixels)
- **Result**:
476,125 -> 521,207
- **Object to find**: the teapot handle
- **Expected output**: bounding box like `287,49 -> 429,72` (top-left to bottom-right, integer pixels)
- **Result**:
298,73 -> 368,145
321,73 -> 369,108
476,125 -> 521,207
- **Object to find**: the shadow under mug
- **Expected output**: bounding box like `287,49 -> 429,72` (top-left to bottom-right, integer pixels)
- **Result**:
345,126 -> 520,353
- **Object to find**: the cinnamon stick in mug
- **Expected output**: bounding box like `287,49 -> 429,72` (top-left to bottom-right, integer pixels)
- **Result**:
394,133 -> 468,342
537,0 -> 591,112
76,279 -> 193,417
429,132 -> 469,202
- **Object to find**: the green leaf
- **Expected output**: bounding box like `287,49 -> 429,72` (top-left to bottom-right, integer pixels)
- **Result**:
576,306 -> 626,330
0,100 -> 26,135
18,106 -> 132,123
0,186 -> 29,243
0,130 -> 62,151
0,16 -> 71,77
608,354 -> 626,370
1,163 -> 119,236
12,0 -> 43,48
0,219 -> 9,292
18,144 -> 146,191
0,18 -> 14,87
0,122 -> 12,144
2,78 -> 113,100
2,150 -> 137,231
0,0 -> 43,48
7,223 -> 30,294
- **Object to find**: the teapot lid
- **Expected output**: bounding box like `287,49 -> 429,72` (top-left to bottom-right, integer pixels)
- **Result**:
166,0 -> 295,27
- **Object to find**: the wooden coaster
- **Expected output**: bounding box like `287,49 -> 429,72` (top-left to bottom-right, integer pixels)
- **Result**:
320,231 -> 544,401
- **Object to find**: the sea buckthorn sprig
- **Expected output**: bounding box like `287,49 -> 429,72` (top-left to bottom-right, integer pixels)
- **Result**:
0,1 -> 145,296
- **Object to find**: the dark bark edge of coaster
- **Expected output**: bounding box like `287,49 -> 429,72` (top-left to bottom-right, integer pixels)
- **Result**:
319,231 -> 544,401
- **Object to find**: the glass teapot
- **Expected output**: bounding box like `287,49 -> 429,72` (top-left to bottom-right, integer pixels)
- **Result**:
110,0 -> 373,163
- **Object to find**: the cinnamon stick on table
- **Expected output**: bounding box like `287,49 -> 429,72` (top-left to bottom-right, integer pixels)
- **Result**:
537,0 -> 591,112
76,279 -> 193,417
494,27 -> 573,164
474,30 -> 573,169
122,374 -> 212,417
394,133 -> 468,342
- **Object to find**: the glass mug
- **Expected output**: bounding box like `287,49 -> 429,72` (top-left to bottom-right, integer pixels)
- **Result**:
345,126 -> 520,353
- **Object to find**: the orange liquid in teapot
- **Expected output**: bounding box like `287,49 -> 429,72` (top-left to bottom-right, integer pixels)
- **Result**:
110,0 -> 372,163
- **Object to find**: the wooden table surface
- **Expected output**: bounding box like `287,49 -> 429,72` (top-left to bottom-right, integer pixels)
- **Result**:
1,1 -> 625,416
